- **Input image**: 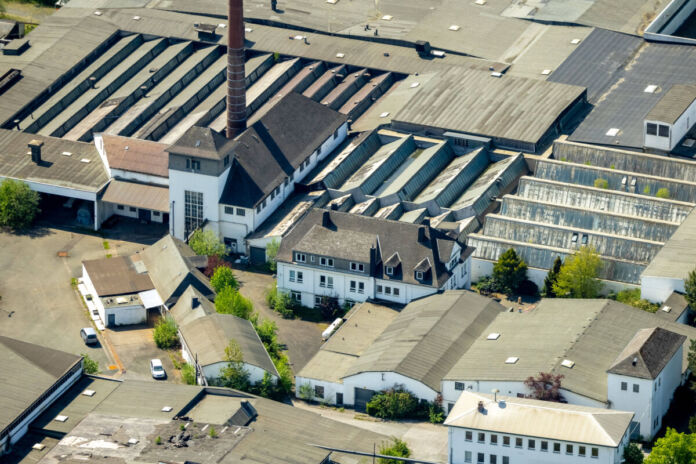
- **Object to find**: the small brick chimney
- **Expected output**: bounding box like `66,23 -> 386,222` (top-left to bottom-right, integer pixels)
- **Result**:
28,140 -> 43,164
226,0 -> 247,139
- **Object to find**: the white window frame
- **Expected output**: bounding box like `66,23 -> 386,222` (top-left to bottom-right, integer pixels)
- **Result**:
297,271 -> 303,284
289,270 -> 296,282
415,270 -> 424,280
386,266 -> 394,275
296,253 -> 306,263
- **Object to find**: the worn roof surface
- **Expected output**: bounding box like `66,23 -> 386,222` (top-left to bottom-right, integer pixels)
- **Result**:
655,292 -> 691,322
608,327 -> 686,380
101,134 -> 169,178
0,129 -> 109,192
642,207 -> 696,280
0,336 -> 81,437
170,285 -> 216,327
101,180 -> 169,212
345,291 -> 506,391
180,313 -> 278,376
445,392 -> 633,448
167,126 -> 235,161
391,67 -> 585,146
646,84 -> 696,124
83,256 -> 154,296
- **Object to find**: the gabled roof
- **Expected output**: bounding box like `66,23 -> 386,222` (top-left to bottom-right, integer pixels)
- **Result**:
83,256 -> 154,297
0,336 -> 81,436
169,285 -> 216,327
445,392 -> 633,448
646,84 -> 696,125
101,134 -> 169,178
166,126 -> 236,161
345,291 -> 506,391
219,92 -> 347,208
608,327 -> 686,380
384,252 -> 401,268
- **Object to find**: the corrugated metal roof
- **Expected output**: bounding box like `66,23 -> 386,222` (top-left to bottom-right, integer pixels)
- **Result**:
445,391 -> 632,448
101,180 -> 169,212
646,84 -> 696,124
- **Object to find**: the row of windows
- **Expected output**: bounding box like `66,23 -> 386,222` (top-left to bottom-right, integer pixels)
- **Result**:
224,206 -> 246,217
384,266 -> 424,281
377,284 -> 400,297
646,123 -> 670,138
116,205 -> 137,213
464,431 -> 599,458
319,275 -> 334,289
294,253 -> 365,273
464,452 -> 509,464
620,382 -> 640,393
184,190 -> 204,235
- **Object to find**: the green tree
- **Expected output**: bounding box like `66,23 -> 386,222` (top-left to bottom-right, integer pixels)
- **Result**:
366,388 -> 420,420
553,246 -> 603,298
81,353 -> 99,374
690,416 -> 696,434
188,229 -> 226,257
378,438 -> 411,464
219,340 -> 251,391
685,269 -> 696,311
0,179 -> 40,230
644,428 -> 696,464
594,178 -> 609,189
153,317 -> 179,349
266,239 -> 280,272
656,188 -> 671,199
298,383 -> 313,400
181,363 -> 197,385
542,256 -> 563,297
215,286 -> 254,320
493,248 -> 528,294
623,443 -> 643,464
255,319 -> 280,355
210,266 -> 239,292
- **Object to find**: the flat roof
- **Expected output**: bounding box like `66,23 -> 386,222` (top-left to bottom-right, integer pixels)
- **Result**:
101,180 -> 169,213
642,207 -> 696,280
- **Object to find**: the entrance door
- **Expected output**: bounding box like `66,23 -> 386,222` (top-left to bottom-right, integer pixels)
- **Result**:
354,387 -> 376,412
138,208 -> 150,222
107,314 -> 116,327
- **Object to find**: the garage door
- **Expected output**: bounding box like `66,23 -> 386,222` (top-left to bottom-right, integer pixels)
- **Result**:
354,387 -> 376,412
249,246 -> 266,265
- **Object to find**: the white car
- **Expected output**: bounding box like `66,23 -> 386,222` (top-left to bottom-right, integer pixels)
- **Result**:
150,358 -> 166,380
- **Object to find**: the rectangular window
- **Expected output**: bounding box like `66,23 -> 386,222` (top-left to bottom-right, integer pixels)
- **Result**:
393,287 -> 400,296
257,204 -> 261,213
336,393 -> 343,405
528,439 -> 535,450
621,382 -> 627,391
297,271 -> 303,283
350,280 -> 356,292
224,155 -> 229,166
554,443 -> 561,453
333,128 -> 339,139
291,291 -> 301,302
377,285 -> 383,293
566,444 -> 573,455
296,253 -> 306,262
541,441 -> 548,452
236,208 -> 245,216
658,124 -> 670,137
646,122 -> 657,135
319,257 -> 334,267
477,453 -> 484,464
415,271 -> 424,280
633,384 -> 639,393
224,206 -> 234,215
465,431 -> 472,442
455,382 -> 465,391
117,204 -> 124,210
184,190 -> 204,234
186,158 -> 201,170
489,456 -> 497,464
350,262 -> 365,272
314,386 -> 324,399
289,270 -> 296,282
271,190 -> 275,200
153,211 -> 160,217
515,438 -> 522,448
503,436 -> 510,447
262,199 -> 267,208
465,451 -> 472,463
327,276 -> 334,289
491,434 -> 498,445
314,295 -> 322,307
579,446 -> 586,457
386,266 -> 394,275
385,286 -> 392,295
592,447 -> 598,458
129,206 -> 137,212
320,276 -> 326,288
502,458 -> 509,464
358,282 -> 365,294
478,432 -> 485,443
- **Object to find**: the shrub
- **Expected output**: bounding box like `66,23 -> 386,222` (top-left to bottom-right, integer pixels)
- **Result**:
366,387 -> 419,420
378,438 -> 411,464
81,353 -> 99,374
623,443 -> 643,464
215,286 -> 254,320
188,229 -> 226,257
553,246 -> 602,298
0,179 -> 40,230
210,266 -> 239,292
266,239 -> 280,272
473,275 -> 500,295
204,255 -> 230,277
255,319 -> 280,356
317,295 -> 344,320
643,185 -> 651,195
155,436 -> 162,445
153,317 -> 179,349
542,256 -> 563,297
524,372 -> 564,402
656,188 -> 670,199
298,383 -> 314,401
209,427 -> 217,438
181,363 -> 196,385
594,178 -> 609,189
219,340 -> 251,391
428,401 -> 444,424
614,288 -> 659,313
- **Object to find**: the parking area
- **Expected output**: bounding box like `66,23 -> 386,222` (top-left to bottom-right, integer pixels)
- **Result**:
104,324 -> 178,381
233,267 -> 324,374
0,223 -> 163,377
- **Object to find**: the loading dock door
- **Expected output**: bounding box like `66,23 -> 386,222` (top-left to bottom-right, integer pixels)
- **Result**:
354,387 -> 376,412
249,246 -> 266,265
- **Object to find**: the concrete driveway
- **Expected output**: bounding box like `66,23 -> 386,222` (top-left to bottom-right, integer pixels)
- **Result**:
104,324 -> 178,382
293,400 -> 448,463
233,268 -> 324,374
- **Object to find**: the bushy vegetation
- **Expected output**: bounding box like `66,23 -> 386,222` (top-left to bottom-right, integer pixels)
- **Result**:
181,363 -> 197,385
541,256 -> 563,297
215,286 -> 254,319
266,285 -> 298,318
210,266 -> 239,292
685,268 -> 696,311
611,288 -> 659,313
553,246 -> 603,298
594,178 -> 609,189
524,372 -> 564,402
0,179 -> 40,230
81,353 -> 99,374
189,229 -> 226,257
622,442 -> 643,464
378,438 -> 411,464
153,317 -> 179,349
656,187 -> 671,199
266,239 -> 279,272
366,387 -> 444,424
644,428 -> 696,463
474,248 -> 536,297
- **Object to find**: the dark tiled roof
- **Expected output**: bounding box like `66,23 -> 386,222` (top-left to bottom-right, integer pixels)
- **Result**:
220,92 -> 347,208
278,209 -> 463,287
102,134 -> 169,178
166,126 -> 236,161
607,327 -> 686,380
83,256 -> 154,296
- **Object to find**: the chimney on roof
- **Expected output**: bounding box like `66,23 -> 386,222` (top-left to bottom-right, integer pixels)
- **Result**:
322,210 -> 332,228
477,401 -> 484,413
226,0 -> 247,139
28,140 -> 43,164
192,296 -> 199,309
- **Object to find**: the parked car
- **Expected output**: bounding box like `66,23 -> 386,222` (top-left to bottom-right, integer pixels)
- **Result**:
80,327 -> 98,345
150,358 -> 166,379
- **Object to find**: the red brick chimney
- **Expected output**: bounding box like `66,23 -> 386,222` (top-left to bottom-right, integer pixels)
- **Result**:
226,0 -> 247,139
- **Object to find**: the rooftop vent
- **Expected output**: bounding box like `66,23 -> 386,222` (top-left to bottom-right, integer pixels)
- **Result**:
561,359 -> 575,368
632,357 -> 638,366
661,305 -> 672,313
379,111 -> 390,118
505,357 -> 519,364
28,140 -> 43,164
82,389 -> 96,397
487,333 -> 501,340
449,25 -> 461,31
491,72 -> 503,78
570,38 -> 581,44
132,15 -> 141,21
477,401 -> 485,412
410,82 -> 420,88
644,85 -> 659,93
93,10 -> 102,16
606,128 -> 620,137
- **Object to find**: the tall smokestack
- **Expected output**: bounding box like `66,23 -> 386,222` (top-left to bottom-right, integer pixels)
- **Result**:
226,0 -> 247,139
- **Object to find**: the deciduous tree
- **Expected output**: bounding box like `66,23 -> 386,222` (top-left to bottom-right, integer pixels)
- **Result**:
524,372 -> 564,402
553,246 -> 603,298
644,428 -> 696,464
685,268 -> 696,311
210,266 -> 239,292
266,239 -> 280,272
220,340 -> 250,391
189,229 -> 226,257
0,179 -> 40,230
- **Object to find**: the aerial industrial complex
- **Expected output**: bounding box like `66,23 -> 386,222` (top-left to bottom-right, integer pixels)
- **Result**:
2,0 -> 696,462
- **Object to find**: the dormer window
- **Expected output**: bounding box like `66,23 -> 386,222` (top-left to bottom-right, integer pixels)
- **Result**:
386,266 -> 394,276
350,262 -> 364,272
186,158 -> 201,170
319,257 -> 334,267
296,253 -> 306,263
415,270 -> 424,280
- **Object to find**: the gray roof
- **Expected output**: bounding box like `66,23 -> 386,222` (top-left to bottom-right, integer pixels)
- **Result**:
646,84 -> 696,124
642,207 -> 696,280
278,209 -> 462,288
0,129 -> 109,192
101,180 -> 170,212
140,235 -> 213,307
219,93 -> 347,208
607,327 -> 686,380
82,256 -> 154,297
167,126 -> 235,161
169,285 -> 216,327
179,313 -> 278,377
345,291 -> 506,391
391,67 -> 586,147
655,292 -> 691,322
446,299 -> 696,404
0,336 -> 81,437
